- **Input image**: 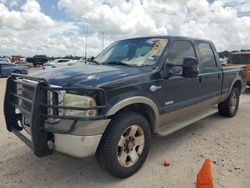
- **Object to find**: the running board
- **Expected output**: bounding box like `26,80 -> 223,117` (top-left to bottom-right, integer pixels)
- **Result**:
156,108 -> 218,136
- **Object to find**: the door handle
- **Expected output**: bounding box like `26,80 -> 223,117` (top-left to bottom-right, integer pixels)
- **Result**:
199,76 -> 202,83
150,85 -> 162,92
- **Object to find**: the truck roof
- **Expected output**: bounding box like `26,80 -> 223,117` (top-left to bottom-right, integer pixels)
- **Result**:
119,35 -> 212,43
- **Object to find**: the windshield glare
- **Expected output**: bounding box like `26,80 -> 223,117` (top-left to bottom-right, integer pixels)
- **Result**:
94,38 -> 168,67
228,54 -> 250,64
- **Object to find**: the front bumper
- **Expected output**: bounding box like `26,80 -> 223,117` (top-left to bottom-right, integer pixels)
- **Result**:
54,134 -> 102,158
45,119 -> 111,136
4,73 -> 108,158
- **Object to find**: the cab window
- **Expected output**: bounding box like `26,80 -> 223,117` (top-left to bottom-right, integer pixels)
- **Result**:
168,40 -> 196,65
167,40 -> 196,74
197,42 -> 217,72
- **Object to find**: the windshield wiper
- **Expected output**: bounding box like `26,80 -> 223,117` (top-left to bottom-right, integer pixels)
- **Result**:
86,56 -> 100,65
103,61 -> 131,67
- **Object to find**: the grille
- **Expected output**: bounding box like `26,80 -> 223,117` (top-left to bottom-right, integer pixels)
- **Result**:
4,74 -> 108,156
20,84 -> 35,113
6,74 -> 107,134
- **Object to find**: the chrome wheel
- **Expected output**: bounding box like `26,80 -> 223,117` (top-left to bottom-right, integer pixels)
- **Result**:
230,91 -> 238,112
117,125 -> 145,167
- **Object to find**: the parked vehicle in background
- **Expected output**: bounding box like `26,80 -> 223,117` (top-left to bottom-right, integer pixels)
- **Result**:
4,36 -> 246,178
42,62 -> 56,69
10,55 -> 24,63
0,62 -> 28,77
26,57 -> 34,64
219,58 -> 227,66
42,59 -> 76,69
227,52 -> 250,86
0,58 -> 9,64
26,55 -> 48,67
15,61 -> 33,69
77,57 -> 86,63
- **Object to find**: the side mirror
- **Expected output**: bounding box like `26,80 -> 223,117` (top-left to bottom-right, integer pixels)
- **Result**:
182,57 -> 198,78
163,62 -> 183,78
87,56 -> 94,63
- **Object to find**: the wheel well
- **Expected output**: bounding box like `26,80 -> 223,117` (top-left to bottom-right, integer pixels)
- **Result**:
110,103 -> 156,132
233,80 -> 242,92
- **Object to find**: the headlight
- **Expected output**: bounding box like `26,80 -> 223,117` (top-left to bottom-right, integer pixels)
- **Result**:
63,93 -> 97,117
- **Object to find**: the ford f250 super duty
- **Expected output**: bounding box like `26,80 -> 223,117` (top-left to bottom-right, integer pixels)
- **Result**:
4,36 -> 247,178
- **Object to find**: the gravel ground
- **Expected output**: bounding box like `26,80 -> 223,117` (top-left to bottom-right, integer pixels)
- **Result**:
0,73 -> 250,188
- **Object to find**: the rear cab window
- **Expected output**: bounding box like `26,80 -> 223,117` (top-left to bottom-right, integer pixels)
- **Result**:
196,42 -> 217,73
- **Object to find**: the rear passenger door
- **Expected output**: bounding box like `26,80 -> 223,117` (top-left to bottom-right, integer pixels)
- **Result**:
196,41 -> 222,103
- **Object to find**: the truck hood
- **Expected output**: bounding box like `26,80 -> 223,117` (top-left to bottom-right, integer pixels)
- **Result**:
30,65 -> 148,87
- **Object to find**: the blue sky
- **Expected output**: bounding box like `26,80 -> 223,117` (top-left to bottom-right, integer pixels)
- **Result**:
37,0 -> 68,21
9,0 -> 69,21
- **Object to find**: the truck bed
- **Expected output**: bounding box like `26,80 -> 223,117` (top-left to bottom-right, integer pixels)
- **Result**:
221,65 -> 247,101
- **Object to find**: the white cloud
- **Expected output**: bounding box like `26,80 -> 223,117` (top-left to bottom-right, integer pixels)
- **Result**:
237,2 -> 250,12
0,0 -> 80,56
58,0 -> 250,53
0,0 -> 58,30
1,0 -> 250,57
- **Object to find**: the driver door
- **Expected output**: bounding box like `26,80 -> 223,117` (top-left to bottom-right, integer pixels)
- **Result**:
157,40 -> 201,126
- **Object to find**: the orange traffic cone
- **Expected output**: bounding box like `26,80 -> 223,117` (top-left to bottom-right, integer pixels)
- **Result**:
196,159 -> 213,188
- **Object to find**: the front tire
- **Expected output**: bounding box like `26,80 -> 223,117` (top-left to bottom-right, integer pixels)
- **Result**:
96,111 -> 151,178
218,87 -> 240,117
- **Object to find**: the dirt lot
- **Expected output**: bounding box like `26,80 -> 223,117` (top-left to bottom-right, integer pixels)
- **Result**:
0,75 -> 250,188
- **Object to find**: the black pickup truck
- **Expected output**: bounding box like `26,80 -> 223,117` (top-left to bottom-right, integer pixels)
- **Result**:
4,36 -> 246,178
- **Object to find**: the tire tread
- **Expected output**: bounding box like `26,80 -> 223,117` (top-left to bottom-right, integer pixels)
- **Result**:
96,111 -> 151,178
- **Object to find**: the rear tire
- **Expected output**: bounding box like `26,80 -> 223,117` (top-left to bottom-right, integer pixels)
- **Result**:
96,111 -> 151,178
218,87 -> 240,117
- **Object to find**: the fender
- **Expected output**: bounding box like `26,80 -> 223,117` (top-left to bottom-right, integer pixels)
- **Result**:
106,96 -> 160,128
229,77 -> 242,94
220,76 -> 242,103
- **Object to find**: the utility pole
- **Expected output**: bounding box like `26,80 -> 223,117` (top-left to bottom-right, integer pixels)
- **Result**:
84,25 -> 88,63
102,32 -> 104,50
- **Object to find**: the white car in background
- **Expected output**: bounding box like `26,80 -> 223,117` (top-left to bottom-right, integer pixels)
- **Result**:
77,57 -> 86,64
43,59 -> 77,69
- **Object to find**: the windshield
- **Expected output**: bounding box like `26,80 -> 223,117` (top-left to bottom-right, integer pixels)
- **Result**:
228,54 -> 250,64
94,38 -> 168,67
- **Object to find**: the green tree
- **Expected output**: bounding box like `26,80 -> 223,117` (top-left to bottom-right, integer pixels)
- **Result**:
218,50 -> 230,58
